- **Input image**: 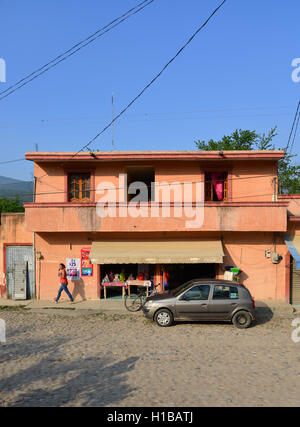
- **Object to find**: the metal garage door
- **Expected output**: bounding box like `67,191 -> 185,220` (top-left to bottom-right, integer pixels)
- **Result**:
6,246 -> 35,299
291,258 -> 300,305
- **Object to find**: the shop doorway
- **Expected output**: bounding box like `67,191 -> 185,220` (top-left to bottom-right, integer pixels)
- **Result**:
100,263 -> 216,298
163,263 -> 216,290
100,264 -> 151,299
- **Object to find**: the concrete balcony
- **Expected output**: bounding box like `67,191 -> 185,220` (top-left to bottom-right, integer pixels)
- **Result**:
24,201 -> 288,233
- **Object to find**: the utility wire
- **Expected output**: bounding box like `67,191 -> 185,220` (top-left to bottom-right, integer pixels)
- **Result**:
1,173 -> 283,197
23,0 -> 228,184
0,159 -> 286,188
0,0 -> 155,101
0,105 -> 295,125
286,100 -> 300,152
2,192 -> 286,201
0,171 -> 287,189
0,158 -> 25,165
289,108 -> 300,155
70,0 -> 228,158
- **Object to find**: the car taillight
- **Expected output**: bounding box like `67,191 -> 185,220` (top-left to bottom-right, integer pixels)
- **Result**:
251,298 -> 256,309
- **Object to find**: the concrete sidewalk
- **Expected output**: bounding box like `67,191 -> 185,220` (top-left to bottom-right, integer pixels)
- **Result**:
255,299 -> 295,315
0,297 -> 295,316
0,298 -> 128,313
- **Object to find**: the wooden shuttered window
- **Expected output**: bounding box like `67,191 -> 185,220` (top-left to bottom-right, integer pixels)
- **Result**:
205,172 -> 228,202
68,173 -> 91,202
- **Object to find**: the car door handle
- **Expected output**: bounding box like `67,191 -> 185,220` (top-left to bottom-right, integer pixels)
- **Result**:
231,303 -> 237,306
200,304 -> 208,307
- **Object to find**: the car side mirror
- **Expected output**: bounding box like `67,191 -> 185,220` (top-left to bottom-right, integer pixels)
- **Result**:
180,294 -> 188,301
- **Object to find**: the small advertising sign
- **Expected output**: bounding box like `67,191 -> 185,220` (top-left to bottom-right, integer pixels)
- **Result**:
66,258 -> 81,281
81,248 -> 93,277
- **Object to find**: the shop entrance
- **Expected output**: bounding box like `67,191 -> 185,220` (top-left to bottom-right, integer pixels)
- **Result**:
100,264 -> 151,299
100,263 -> 216,298
163,263 -> 216,289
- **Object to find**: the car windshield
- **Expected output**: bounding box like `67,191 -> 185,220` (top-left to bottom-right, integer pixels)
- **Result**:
171,280 -> 195,297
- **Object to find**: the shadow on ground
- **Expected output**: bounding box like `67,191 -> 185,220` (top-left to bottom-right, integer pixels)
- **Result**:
254,302 -> 274,326
0,331 -> 138,407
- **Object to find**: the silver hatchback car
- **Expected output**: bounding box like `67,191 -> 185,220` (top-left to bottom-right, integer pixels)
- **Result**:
142,279 -> 256,328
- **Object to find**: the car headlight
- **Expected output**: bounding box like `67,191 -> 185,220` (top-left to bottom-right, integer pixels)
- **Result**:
144,300 -> 154,308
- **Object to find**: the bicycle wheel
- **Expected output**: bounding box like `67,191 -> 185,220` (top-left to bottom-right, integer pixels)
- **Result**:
124,293 -> 143,312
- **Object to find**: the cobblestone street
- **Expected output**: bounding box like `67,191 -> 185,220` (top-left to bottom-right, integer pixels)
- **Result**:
0,307 -> 300,407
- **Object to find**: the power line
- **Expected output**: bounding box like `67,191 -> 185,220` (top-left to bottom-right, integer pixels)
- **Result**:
0,158 -> 25,165
289,108 -> 300,155
2,191 -> 286,202
117,111 -> 293,123
29,0 -> 228,184
0,166 -> 288,190
0,0 -> 155,101
0,105 -> 295,125
1,172 -> 283,198
0,179 -> 33,187
70,0 -> 228,158
0,110 -> 294,128
286,100 -> 300,152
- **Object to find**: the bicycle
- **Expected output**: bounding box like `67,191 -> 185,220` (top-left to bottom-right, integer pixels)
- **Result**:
124,284 -> 159,312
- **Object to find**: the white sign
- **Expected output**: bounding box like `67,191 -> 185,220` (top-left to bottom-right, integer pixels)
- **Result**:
66,258 -> 80,281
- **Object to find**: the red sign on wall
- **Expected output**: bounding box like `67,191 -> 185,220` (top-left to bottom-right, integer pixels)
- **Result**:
81,247 -> 93,277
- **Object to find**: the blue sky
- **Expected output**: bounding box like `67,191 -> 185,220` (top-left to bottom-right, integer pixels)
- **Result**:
0,0 -> 299,180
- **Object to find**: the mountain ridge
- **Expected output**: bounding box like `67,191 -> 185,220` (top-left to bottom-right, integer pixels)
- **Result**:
0,175 -> 34,202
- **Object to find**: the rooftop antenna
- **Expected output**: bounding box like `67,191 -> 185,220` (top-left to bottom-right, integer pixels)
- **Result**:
35,143 -> 39,151
112,92 -> 114,151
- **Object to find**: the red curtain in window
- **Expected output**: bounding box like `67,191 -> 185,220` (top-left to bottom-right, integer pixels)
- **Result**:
211,173 -> 224,201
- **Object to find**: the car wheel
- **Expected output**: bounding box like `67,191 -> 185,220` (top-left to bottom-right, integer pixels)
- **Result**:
232,310 -> 252,329
154,309 -> 173,327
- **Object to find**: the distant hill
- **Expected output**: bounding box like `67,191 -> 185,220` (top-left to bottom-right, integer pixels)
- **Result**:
0,176 -> 34,203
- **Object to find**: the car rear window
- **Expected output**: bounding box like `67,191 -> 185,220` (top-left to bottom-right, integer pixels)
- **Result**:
184,285 -> 210,301
213,285 -> 239,300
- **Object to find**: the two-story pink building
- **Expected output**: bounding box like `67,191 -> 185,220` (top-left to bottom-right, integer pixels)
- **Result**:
1,150 -> 300,303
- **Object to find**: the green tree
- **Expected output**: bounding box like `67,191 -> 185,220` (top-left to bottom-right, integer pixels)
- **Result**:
0,197 -> 24,213
278,153 -> 300,194
195,127 -> 277,151
195,127 -> 300,194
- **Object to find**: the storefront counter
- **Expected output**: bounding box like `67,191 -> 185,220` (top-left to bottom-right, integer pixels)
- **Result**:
126,280 -> 151,297
101,281 -> 126,299
100,280 -> 152,299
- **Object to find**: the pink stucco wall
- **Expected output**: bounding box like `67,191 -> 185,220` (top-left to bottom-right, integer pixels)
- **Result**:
32,159 -> 278,204
35,233 -> 99,301
222,232 -> 288,301
34,230 -> 289,301
0,216 -> 297,302
279,195 -> 300,217
24,203 -> 288,234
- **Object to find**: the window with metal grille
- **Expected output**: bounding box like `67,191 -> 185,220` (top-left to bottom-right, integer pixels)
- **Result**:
68,173 -> 91,202
205,172 -> 228,201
